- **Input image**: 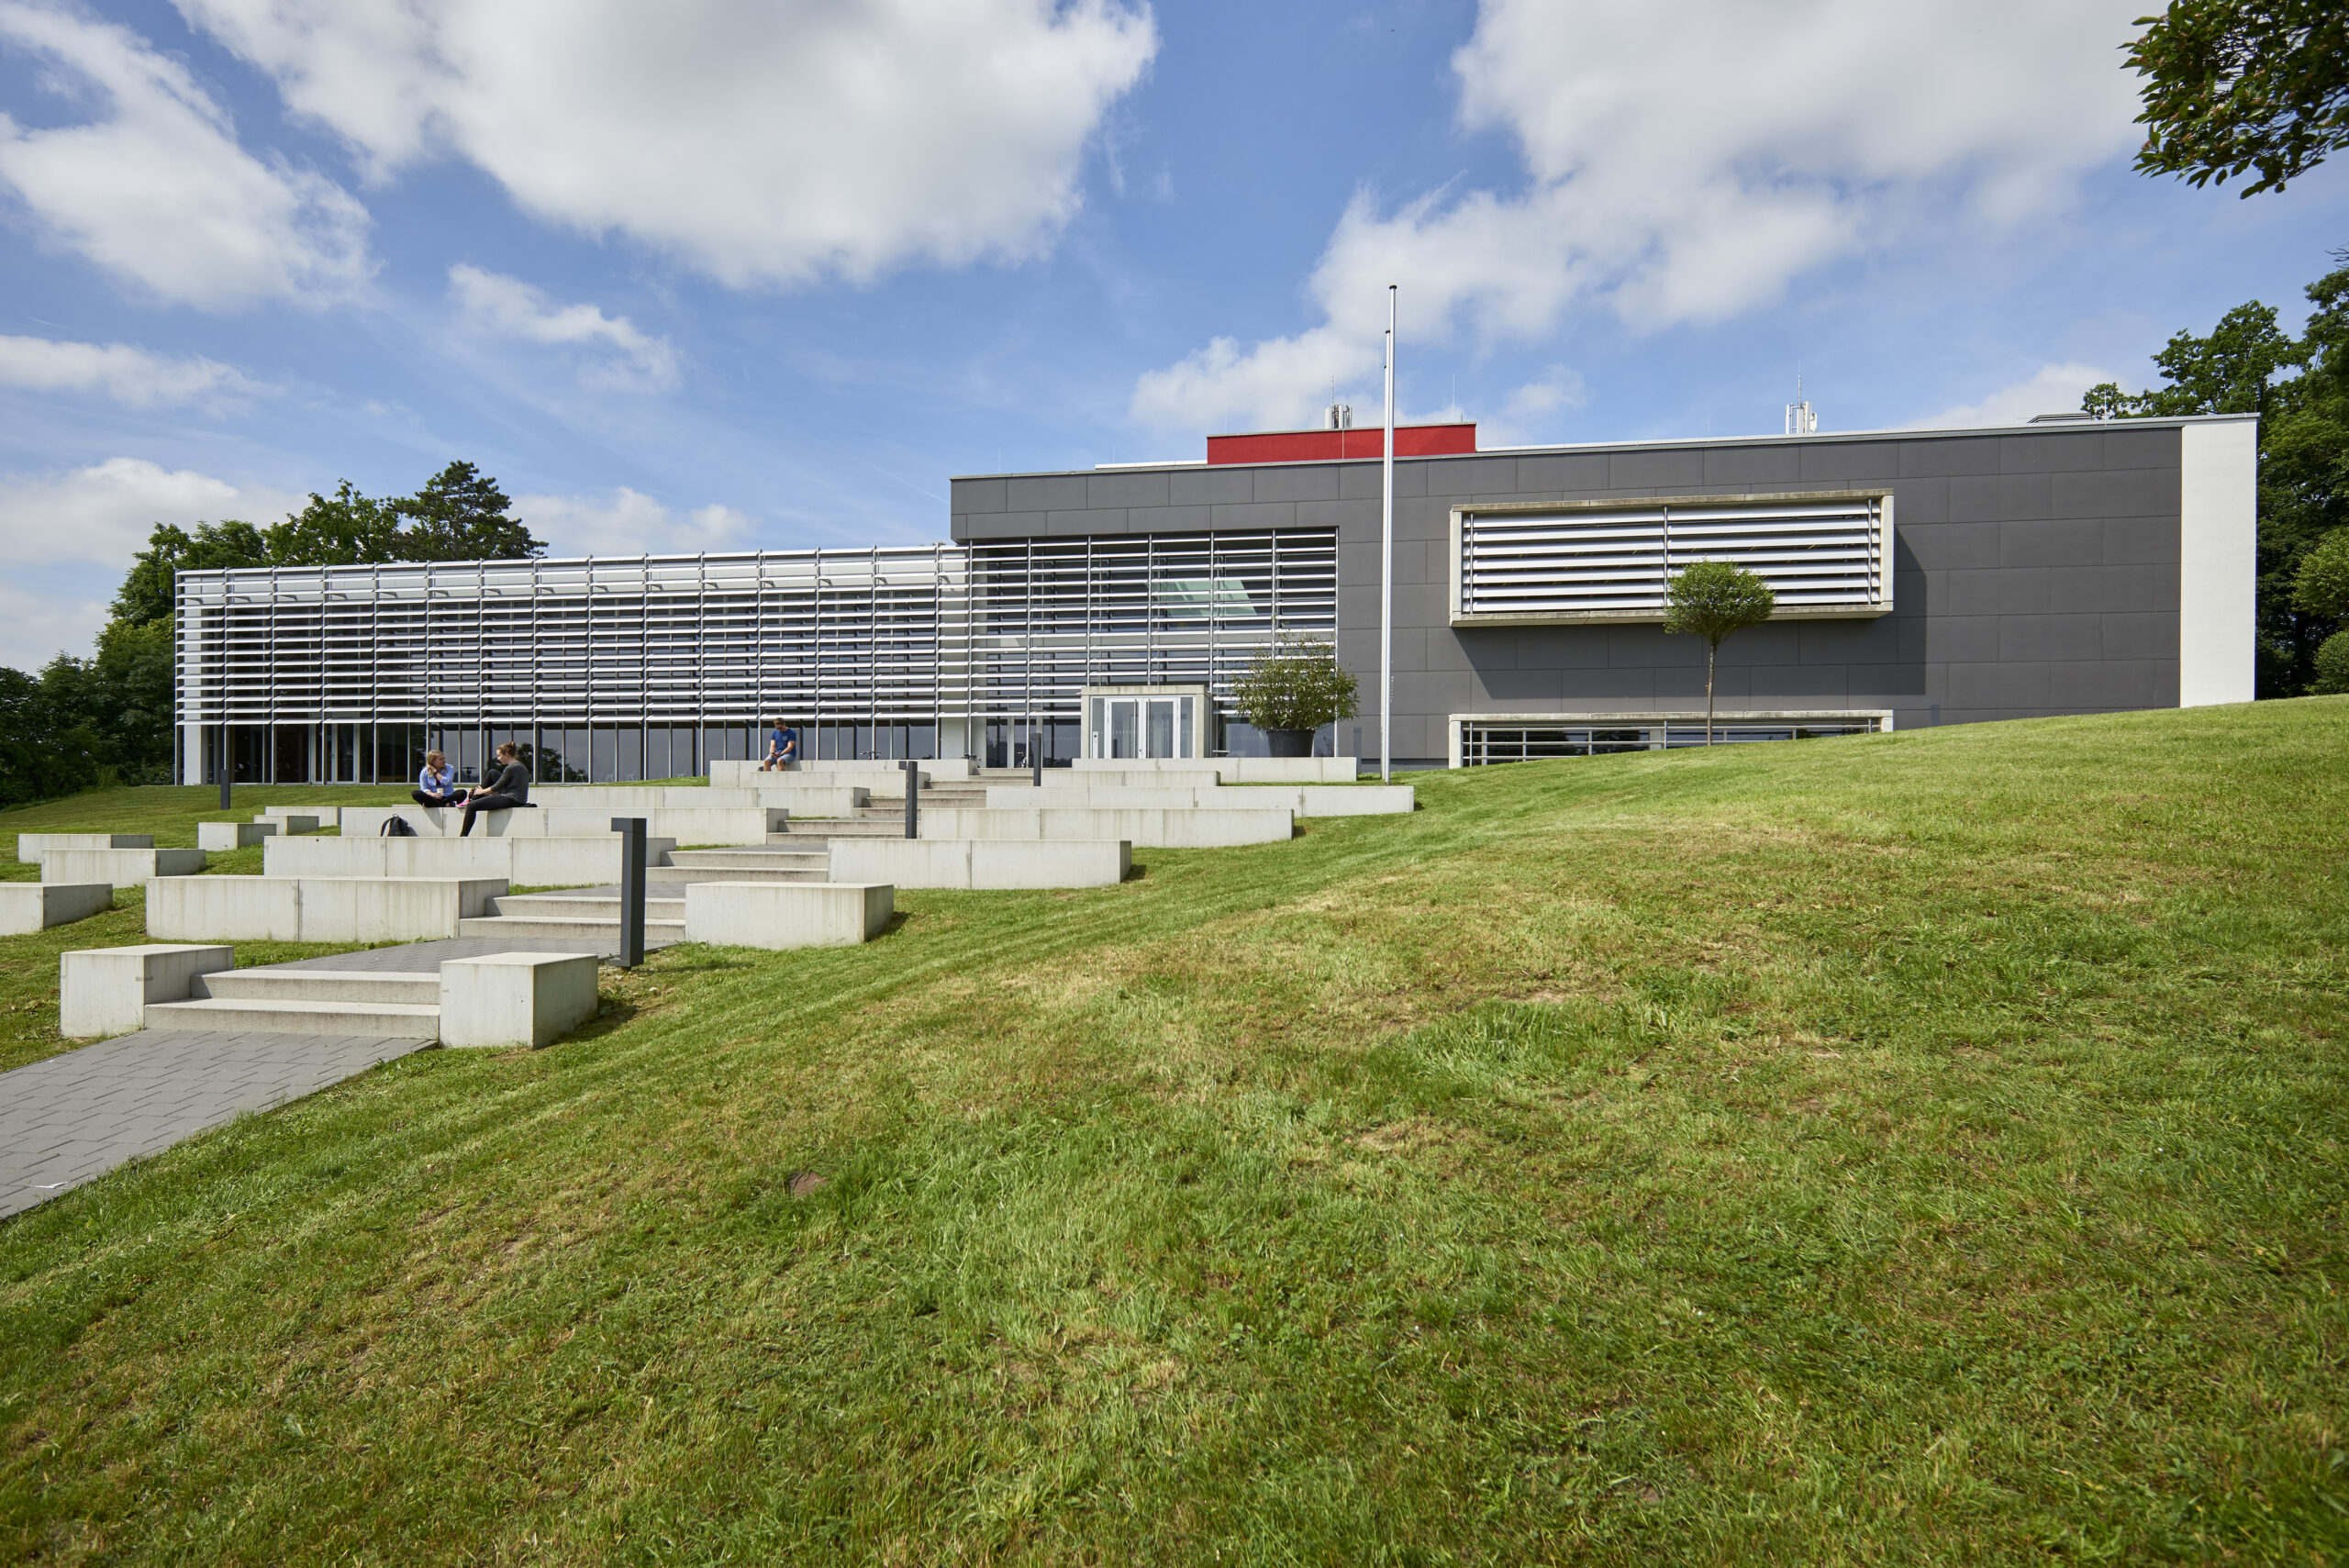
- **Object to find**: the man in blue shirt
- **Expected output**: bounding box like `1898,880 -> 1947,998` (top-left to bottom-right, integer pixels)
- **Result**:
759,718 -> 799,773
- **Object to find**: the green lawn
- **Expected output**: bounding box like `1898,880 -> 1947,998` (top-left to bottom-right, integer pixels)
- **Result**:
2,705 -> 2344,1563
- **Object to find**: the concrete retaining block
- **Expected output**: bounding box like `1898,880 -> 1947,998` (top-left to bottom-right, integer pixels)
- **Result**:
439,951 -> 601,1049
145,876 -> 507,941
42,847 -> 207,889
1072,757 -> 1362,784
710,758 -> 973,787
264,834 -> 674,887
198,821 -> 277,851
17,833 -> 153,866
829,837 -> 1129,889
61,942 -> 233,1038
920,806 -> 1290,848
255,806 -> 338,829
987,784 -> 1410,815
1037,770 -> 1223,790
684,880 -> 894,948
342,805 -> 784,843
0,882 -> 113,934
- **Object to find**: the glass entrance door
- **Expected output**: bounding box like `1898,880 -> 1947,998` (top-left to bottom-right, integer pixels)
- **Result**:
1098,695 -> 1193,759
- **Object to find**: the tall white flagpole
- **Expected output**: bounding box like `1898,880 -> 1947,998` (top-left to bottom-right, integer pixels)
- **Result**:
1381,284 -> 1396,784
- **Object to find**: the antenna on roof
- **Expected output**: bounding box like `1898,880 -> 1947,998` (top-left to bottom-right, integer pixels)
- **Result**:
1325,400 -> 1352,429
1786,372 -> 1816,437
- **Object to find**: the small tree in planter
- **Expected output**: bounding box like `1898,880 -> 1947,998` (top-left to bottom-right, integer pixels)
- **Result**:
1663,561 -> 1776,745
1233,629 -> 1359,756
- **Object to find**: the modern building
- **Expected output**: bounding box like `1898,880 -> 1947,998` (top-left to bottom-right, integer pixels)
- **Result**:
175,412 -> 2256,784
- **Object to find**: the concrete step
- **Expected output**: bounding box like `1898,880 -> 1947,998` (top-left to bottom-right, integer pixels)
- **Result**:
646,864 -> 828,884
457,915 -> 688,942
492,893 -> 687,919
195,969 -> 440,1006
144,995 -> 441,1037
668,848 -> 829,868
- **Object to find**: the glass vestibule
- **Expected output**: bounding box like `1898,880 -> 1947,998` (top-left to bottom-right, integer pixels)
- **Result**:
1082,684 -> 1207,760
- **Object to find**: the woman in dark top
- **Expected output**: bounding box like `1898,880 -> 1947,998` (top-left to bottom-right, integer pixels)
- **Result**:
460,741 -> 532,836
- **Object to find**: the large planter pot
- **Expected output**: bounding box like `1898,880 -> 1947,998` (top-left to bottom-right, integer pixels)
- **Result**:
1265,728 -> 1316,758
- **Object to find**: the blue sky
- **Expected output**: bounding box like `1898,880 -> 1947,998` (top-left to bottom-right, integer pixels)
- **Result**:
0,0 -> 2343,670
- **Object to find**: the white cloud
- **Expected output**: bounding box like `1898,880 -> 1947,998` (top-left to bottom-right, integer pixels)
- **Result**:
0,457 -> 303,570
1911,362 -> 2116,429
0,335 -> 262,408
177,0 -> 1158,287
0,456 -> 305,667
1135,0 -> 2144,432
0,2 -> 371,308
448,266 -> 679,392
516,488 -> 753,559
0,577 -> 108,671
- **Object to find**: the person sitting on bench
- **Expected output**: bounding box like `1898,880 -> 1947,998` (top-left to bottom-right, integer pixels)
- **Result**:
759,717 -> 798,772
412,750 -> 461,808
460,741 -> 532,836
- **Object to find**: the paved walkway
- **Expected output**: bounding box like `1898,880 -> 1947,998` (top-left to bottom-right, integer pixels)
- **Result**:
0,936 -> 608,1220
0,1029 -> 429,1218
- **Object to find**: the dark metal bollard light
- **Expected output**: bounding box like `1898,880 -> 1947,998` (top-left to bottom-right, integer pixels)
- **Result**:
218,726 -> 231,812
610,816 -> 647,967
901,760 -> 920,839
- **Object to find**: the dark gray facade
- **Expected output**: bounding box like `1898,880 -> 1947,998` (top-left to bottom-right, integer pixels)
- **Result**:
952,417 -> 2256,764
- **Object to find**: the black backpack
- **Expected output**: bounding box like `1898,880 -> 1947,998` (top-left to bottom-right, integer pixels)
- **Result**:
380,816 -> 418,838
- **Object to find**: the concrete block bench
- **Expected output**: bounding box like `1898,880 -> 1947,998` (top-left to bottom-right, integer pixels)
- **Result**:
829,838 -> 1129,889
439,951 -> 600,1049
264,834 -> 674,888
342,805 -> 784,845
62,942 -> 233,1037
198,821 -> 277,851
42,847 -> 206,889
17,832 -> 154,866
0,882 -> 113,934
919,806 -> 1292,848
254,806 -> 336,830
684,881 -> 893,948
147,876 -> 507,942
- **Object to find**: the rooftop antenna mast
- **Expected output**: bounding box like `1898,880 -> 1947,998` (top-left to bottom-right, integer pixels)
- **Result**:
1786,372 -> 1816,436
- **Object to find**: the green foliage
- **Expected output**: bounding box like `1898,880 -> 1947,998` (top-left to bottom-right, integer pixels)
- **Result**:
0,666 -> 99,807
2085,254 -> 2349,694
1662,559 -> 1776,648
264,481 -> 403,566
112,519 -> 268,625
2312,628 -> 2349,693
392,461 -> 542,562
2127,0 -> 2349,196
2292,525 -> 2349,617
1231,628 -> 1359,732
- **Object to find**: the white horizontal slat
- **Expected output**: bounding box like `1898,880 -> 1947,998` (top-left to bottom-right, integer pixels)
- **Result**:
1461,496 -> 1886,617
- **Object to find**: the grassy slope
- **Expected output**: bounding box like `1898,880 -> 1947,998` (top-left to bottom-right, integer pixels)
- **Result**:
0,706 -> 2344,1564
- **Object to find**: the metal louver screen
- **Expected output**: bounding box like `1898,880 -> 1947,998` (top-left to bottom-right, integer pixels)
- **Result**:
1455,493 -> 1891,624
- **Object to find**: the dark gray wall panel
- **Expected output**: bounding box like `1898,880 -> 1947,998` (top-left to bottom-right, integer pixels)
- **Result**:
950,422 -> 2188,757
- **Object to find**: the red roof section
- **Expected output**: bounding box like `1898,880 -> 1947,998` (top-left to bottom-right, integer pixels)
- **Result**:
1205,422 -> 1476,465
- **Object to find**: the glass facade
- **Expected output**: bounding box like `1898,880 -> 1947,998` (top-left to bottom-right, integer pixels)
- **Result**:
174,531 -> 1339,784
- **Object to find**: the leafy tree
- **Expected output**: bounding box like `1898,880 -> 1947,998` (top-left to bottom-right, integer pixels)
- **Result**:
2084,255 -> 2349,694
2312,628 -> 2349,693
393,462 -> 542,562
112,519 -> 269,625
1663,561 -> 1776,745
264,481 -> 402,566
1232,629 -> 1359,735
2127,0 -> 2349,196
0,665 -> 100,806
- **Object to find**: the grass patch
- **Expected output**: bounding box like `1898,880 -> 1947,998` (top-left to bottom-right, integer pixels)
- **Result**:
1,705 -> 2345,1562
